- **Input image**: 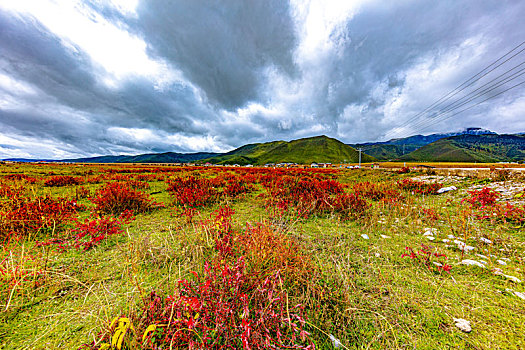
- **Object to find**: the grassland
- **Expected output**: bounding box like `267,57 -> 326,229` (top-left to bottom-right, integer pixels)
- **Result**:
1,163 -> 524,349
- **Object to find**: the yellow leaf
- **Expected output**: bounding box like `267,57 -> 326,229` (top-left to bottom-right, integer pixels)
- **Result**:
142,324 -> 157,343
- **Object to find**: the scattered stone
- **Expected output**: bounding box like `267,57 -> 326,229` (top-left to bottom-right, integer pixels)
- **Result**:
493,268 -> 522,283
497,260 -> 507,266
479,237 -> 492,244
374,253 -> 381,258
475,254 -> 489,260
454,240 -> 475,252
426,236 -> 435,241
423,229 -> 434,236
437,186 -> 457,194
433,262 -> 443,267
442,239 -> 450,243
361,234 -> 370,240
447,234 -> 455,239
506,289 -> 525,300
329,334 -> 342,348
453,318 -> 472,333
380,234 -> 391,239
461,259 -> 485,268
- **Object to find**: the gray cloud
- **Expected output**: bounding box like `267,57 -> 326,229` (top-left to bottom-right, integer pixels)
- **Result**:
1,0 -> 525,159
133,0 -> 298,109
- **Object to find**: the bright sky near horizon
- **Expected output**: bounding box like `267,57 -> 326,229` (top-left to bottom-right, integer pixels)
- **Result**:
1,0 -> 525,159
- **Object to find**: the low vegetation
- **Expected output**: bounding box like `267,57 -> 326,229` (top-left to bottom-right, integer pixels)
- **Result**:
0,162 -> 524,349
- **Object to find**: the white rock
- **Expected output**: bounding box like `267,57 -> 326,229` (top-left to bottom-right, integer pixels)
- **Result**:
374,253 -> 380,258
461,259 -> 485,268
493,268 -> 522,283
497,260 -> 507,266
329,334 -> 342,348
514,291 -> 525,300
361,234 -> 370,240
475,254 -> 488,260
453,318 -> 472,333
423,230 -> 434,236
433,262 -> 443,267
447,234 -> 455,239
479,237 -> 492,244
426,236 -> 435,240
437,186 -> 457,194
442,239 -> 450,243
380,234 -> 391,239
454,240 -> 475,252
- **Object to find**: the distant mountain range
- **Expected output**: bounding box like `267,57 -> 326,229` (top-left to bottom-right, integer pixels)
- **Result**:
349,128 -> 498,160
202,135 -> 375,165
2,128 -> 525,164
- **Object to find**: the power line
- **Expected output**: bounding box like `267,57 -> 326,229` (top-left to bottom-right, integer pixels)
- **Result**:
411,79 -> 525,135
396,62 -> 525,135
384,40 -> 525,139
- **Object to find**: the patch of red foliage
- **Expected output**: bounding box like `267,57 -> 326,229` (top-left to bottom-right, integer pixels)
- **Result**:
397,179 -> 442,195
91,182 -> 163,216
0,196 -> 82,240
401,244 -> 451,274
44,175 -> 83,187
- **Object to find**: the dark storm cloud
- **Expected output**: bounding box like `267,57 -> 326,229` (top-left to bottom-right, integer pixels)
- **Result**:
0,9 -> 221,155
1,0 -> 525,158
132,0 -> 298,109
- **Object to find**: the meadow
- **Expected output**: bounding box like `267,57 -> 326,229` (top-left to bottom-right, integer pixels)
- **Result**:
1,162 -> 524,349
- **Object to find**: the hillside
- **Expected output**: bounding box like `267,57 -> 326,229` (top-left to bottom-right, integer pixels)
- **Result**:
202,135 -> 376,165
352,127 -> 496,160
64,152 -> 219,163
400,134 -> 525,162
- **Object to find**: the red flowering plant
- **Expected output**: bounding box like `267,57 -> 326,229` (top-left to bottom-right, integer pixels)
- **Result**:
462,187 -> 499,208
401,244 -> 451,274
87,258 -> 313,350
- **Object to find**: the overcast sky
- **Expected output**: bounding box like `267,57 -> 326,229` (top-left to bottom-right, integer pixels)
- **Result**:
1,0 -> 525,159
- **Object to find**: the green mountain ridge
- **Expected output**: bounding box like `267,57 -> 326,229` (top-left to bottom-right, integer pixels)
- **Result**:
399,134 -> 525,162
202,135 -> 376,165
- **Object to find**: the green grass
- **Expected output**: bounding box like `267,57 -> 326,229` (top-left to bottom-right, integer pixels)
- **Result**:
1,163 -> 524,349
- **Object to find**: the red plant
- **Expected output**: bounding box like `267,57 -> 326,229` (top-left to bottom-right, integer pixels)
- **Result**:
40,210 -> 135,251
397,166 -> 410,174
3,174 -> 39,183
462,187 -> 499,208
167,176 -> 219,208
90,258 -> 312,349
401,245 -> 451,273
91,182 -> 163,216
44,175 -> 83,187
397,179 -> 442,195
0,197 -> 82,240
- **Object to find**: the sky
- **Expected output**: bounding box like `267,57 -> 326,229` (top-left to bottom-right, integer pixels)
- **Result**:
1,0 -> 525,159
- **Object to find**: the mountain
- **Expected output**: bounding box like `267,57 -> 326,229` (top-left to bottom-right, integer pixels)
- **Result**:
63,152 -> 220,163
201,135 -> 376,165
352,128 -> 496,160
400,134 -> 525,162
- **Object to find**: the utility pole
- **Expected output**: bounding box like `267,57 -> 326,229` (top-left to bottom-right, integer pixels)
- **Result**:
358,148 -> 362,168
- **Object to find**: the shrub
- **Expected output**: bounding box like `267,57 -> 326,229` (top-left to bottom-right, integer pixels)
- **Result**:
397,179 -> 442,195
44,175 -> 83,187
463,187 -> 499,208
91,183 -> 162,216
40,210 -> 135,251
167,176 -> 219,208
90,258 -> 312,349
3,174 -> 39,183
0,197 -> 82,240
